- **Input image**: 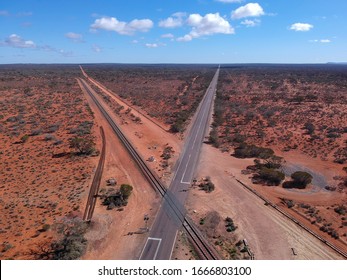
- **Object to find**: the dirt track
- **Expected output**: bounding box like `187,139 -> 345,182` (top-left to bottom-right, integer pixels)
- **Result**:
188,145 -> 343,260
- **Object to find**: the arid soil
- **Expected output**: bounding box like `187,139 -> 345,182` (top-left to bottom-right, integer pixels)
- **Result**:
81,65 -> 346,260
214,66 -> 347,165
0,65 -> 96,259
1,64 -> 345,260
84,65 -> 215,133
78,76 -> 183,259
187,144 -> 344,259
205,65 -> 347,256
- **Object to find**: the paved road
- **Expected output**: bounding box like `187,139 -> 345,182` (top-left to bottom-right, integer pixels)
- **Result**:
140,67 -> 220,259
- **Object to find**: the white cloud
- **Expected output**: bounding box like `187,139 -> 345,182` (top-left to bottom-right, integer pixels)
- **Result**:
159,12 -> 186,28
2,34 -> 36,48
177,34 -> 193,42
241,19 -> 260,27
1,34 -> 74,57
216,0 -> 243,3
65,32 -> 83,42
145,43 -> 158,48
177,12 -> 234,42
92,44 -> 102,52
231,3 -> 265,19
161,33 -> 174,38
159,17 -> 183,28
310,39 -> 331,43
145,42 -> 166,48
290,23 -> 313,32
91,17 -> 153,35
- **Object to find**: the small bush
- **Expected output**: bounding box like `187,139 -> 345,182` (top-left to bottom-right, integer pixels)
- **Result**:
283,171 -> 313,189
69,136 -> 95,155
225,217 -> 237,232
120,184 -> 133,200
208,129 -> 219,148
102,184 -> 133,210
234,143 -> 274,159
44,134 -> 54,141
334,205 -> 346,215
199,177 -> 215,193
21,134 -> 29,143
257,167 -> 285,186
291,171 -> 313,187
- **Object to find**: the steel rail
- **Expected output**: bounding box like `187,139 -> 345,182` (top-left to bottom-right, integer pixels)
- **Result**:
78,78 -> 218,260
83,126 -> 106,221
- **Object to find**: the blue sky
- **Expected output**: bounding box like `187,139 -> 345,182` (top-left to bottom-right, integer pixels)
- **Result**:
0,0 -> 346,64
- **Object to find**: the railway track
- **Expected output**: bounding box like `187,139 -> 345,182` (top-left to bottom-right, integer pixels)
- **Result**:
235,179 -> 347,259
78,78 -> 219,260
83,126 -> 106,222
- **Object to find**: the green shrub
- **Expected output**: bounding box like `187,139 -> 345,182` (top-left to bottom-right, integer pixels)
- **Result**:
283,171 -> 313,189
234,143 -> 274,159
291,171 -> 313,187
199,178 -> 215,193
69,136 -> 95,155
258,167 -> 285,186
21,134 -> 29,143
120,184 -> 133,200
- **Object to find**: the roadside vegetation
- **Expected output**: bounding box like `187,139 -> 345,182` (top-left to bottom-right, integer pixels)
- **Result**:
29,217 -> 87,260
100,184 -> 133,210
84,65 -> 215,133
0,65 -> 95,259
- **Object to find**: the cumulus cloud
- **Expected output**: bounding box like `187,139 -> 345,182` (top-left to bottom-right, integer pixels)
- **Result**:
177,13 -> 234,42
145,42 -> 166,48
310,39 -> 331,43
161,33 -> 174,38
241,19 -> 260,27
177,34 -> 193,42
231,3 -> 264,19
290,23 -> 313,32
91,17 -> 153,35
159,12 -> 186,28
1,34 -> 74,57
65,32 -> 83,43
145,43 -> 158,48
2,34 -> 36,48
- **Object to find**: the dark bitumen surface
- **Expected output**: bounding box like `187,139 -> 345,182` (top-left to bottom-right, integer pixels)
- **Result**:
140,67 -> 220,260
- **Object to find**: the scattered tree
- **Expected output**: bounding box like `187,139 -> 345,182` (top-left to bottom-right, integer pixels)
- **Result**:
199,177 -> 215,193
257,167 -> 285,186
283,171 -> 313,189
69,136 -> 95,155
29,217 -> 87,260
234,143 -> 274,159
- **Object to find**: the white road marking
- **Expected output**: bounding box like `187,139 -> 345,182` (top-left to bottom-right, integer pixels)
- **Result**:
180,98 -> 210,183
169,231 -> 179,260
139,237 -> 162,260
148,237 -> 162,259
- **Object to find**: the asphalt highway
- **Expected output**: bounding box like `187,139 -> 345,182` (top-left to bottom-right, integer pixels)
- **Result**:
140,67 -> 220,259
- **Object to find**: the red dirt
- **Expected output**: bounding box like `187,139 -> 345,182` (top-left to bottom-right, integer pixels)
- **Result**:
0,66 -> 96,259
78,77 -> 183,259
